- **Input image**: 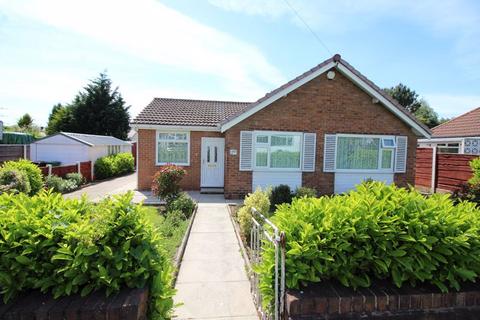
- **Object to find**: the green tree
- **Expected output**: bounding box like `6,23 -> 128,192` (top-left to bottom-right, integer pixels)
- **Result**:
17,113 -> 33,130
384,83 -> 422,114
46,104 -> 75,135
414,100 -> 441,128
45,73 -> 130,140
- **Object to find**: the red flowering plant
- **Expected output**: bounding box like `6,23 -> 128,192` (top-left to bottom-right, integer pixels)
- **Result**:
151,164 -> 186,201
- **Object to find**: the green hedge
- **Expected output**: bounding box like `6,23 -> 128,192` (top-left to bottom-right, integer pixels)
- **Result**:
256,182 -> 480,309
1,159 -> 43,195
94,152 -> 134,180
0,191 -> 174,319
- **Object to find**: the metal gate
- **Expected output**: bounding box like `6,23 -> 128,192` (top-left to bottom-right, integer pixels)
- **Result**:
250,207 -> 286,320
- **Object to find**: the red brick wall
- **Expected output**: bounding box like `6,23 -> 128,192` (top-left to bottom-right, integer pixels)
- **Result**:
223,70 -> 418,198
137,129 -> 222,190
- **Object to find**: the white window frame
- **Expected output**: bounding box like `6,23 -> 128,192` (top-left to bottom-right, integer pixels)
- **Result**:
155,130 -> 190,166
253,131 -> 303,172
335,133 -> 396,173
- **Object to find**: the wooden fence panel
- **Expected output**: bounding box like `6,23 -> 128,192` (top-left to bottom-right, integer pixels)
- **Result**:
39,161 -> 93,181
415,148 -> 477,193
0,145 -> 29,163
436,153 -> 476,192
415,148 -> 433,188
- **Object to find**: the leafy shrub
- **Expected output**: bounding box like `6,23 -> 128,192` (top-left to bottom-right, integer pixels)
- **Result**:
452,182 -> 480,206
237,187 -> 271,241
114,153 -> 135,175
151,165 -> 186,201
0,169 -> 31,194
166,192 -> 196,218
270,184 -> 293,211
65,172 -> 85,186
294,186 -> 317,198
45,174 -> 82,193
94,152 -> 134,180
256,182 -> 480,309
0,192 -> 175,319
94,155 -> 117,180
44,175 -> 66,193
1,159 -> 43,195
469,158 -> 480,185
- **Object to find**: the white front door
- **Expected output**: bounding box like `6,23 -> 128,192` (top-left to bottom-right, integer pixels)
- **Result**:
201,137 -> 225,187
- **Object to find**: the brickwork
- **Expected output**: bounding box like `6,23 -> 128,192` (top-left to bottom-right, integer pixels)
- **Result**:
137,129 -> 222,190
223,70 -> 418,198
286,280 -> 480,319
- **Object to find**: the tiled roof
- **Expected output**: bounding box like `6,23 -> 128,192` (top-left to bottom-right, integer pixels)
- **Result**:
133,55 -> 430,136
221,55 -> 430,135
432,107 -> 480,138
132,98 -> 251,127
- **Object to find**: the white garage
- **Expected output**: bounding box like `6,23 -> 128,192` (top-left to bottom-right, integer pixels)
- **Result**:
30,132 -> 132,165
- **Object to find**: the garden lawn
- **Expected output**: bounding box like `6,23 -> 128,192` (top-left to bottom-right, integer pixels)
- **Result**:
143,206 -> 189,258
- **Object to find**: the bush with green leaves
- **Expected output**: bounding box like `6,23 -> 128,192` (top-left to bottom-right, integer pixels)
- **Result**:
65,172 -> 85,186
0,191 -> 175,319
1,159 -> 43,195
94,152 -> 134,180
256,181 -> 480,310
237,187 -> 271,241
151,165 -> 186,201
470,158 -> 480,185
45,174 -> 83,193
270,184 -> 293,211
114,152 -> 135,175
294,186 -> 317,198
452,182 -> 480,206
0,169 -> 31,194
166,192 -> 196,219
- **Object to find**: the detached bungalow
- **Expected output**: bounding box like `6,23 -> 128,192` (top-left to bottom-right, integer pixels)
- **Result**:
132,54 -> 431,198
418,107 -> 480,155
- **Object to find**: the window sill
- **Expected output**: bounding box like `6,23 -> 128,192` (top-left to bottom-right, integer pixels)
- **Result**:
156,162 -> 190,167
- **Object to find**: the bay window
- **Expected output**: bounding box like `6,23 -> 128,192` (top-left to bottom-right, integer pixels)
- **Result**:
156,132 -> 190,165
336,135 -> 395,171
254,132 -> 302,170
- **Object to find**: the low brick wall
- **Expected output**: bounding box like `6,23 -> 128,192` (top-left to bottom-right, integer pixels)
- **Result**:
0,287 -> 148,320
39,161 -> 93,182
286,280 -> 480,319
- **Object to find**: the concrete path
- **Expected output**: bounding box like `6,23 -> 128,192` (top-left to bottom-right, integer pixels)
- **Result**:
174,202 -> 257,320
64,173 -> 136,201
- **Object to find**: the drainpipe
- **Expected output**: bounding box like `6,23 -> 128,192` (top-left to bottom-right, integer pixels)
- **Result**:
431,146 -> 437,194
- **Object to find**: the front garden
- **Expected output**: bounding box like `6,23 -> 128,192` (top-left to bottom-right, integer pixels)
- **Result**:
233,163 -> 480,317
0,160 -> 195,319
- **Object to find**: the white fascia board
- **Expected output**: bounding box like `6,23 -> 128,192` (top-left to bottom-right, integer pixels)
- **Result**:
220,61 -> 337,132
418,137 -> 465,143
132,124 -> 221,132
336,64 -> 431,139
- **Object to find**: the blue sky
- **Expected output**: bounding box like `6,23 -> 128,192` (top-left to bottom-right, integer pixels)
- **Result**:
1,0 -> 480,126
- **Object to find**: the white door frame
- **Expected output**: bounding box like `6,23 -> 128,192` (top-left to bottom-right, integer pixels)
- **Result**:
201,137 -> 225,187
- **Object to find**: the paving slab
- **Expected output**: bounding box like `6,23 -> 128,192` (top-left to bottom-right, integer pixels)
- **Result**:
174,201 -> 257,319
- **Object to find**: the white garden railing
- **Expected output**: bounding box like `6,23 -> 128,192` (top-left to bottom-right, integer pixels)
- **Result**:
250,207 -> 286,320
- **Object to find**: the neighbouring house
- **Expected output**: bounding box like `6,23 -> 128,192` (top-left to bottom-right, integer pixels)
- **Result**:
132,54 -> 431,198
30,132 -> 132,165
418,107 -> 480,155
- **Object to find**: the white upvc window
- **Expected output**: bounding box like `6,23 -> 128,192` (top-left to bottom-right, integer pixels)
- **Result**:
156,131 -> 190,166
335,134 -> 395,172
253,131 -> 302,171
